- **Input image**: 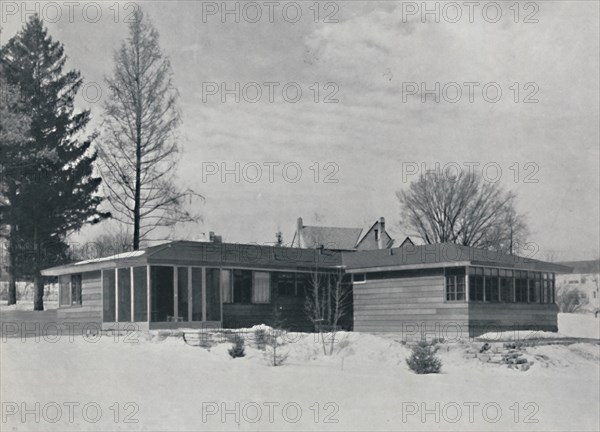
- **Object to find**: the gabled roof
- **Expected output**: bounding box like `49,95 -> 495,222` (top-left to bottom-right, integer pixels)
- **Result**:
355,220 -> 394,249
294,226 -> 363,250
343,243 -> 572,273
556,260 -> 599,274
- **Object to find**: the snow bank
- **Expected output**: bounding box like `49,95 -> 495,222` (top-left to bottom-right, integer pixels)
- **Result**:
2,328 -> 599,431
558,313 -> 600,339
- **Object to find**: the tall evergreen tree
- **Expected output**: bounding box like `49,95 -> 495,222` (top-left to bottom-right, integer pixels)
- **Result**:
1,16 -> 108,310
0,71 -> 31,305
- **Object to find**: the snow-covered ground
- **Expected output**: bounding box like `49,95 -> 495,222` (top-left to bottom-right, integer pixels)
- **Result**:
1,315 -> 598,431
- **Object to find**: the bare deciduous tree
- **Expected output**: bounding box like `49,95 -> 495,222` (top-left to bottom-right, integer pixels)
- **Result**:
556,284 -> 589,313
397,172 -> 528,253
304,268 -> 352,355
99,8 -> 201,250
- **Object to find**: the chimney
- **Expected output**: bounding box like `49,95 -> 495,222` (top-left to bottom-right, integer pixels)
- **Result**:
296,217 -> 303,248
209,231 -> 222,243
378,217 -> 386,249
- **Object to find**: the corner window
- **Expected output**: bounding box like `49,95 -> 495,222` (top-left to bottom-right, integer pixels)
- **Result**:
446,268 -> 465,301
484,268 -> 499,303
469,267 -> 484,301
500,269 -> 514,302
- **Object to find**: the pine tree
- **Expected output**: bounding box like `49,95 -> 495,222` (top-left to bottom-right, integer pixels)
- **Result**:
0,72 -> 31,305
406,340 -> 442,374
1,16 -> 108,310
228,337 -> 246,358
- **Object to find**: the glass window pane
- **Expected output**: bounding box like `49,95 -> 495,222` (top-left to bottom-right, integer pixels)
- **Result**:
221,269 -> 232,304
206,268 -> 222,321
252,271 -> 271,303
59,275 -> 70,306
71,274 -> 82,305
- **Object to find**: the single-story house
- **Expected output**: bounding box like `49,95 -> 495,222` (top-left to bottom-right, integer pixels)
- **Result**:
41,238 -> 570,337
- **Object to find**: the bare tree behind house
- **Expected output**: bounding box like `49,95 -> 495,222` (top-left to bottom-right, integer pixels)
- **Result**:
397,171 -> 529,253
99,8 -> 201,250
304,268 -> 352,355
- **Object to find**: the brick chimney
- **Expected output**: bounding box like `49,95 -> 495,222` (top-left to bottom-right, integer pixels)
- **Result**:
378,217 -> 386,249
296,217 -> 303,248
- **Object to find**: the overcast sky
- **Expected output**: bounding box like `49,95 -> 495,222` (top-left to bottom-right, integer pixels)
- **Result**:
2,1 -> 599,260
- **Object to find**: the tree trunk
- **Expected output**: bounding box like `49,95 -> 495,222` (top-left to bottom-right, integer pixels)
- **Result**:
33,271 -> 44,311
7,230 -> 17,305
32,226 -> 43,311
132,44 -> 142,251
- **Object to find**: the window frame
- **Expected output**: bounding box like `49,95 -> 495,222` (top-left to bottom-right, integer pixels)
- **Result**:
252,271 -> 271,304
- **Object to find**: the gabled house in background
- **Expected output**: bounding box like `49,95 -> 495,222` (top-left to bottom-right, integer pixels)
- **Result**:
291,217 -> 395,251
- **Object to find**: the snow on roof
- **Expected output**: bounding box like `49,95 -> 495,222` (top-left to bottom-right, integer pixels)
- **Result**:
74,250 -> 146,265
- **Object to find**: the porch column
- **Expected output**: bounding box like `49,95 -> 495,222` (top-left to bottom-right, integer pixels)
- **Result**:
130,267 -> 134,321
173,267 -> 178,321
202,267 -> 207,321
187,267 -> 192,322
146,265 -> 151,323
465,270 -> 469,303
114,267 -> 119,322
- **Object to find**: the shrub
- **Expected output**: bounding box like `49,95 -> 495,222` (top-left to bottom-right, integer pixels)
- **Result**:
556,287 -> 589,313
228,337 -> 246,358
406,341 -> 442,374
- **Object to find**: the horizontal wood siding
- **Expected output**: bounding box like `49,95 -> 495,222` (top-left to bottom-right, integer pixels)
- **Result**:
353,276 -> 468,334
468,303 -> 558,335
56,271 -> 102,326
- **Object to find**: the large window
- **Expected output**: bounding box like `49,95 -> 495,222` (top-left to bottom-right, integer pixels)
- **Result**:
59,275 -> 71,306
71,274 -> 82,305
484,268 -> 499,302
252,272 -> 271,303
232,270 -> 252,303
500,269 -> 513,302
222,269 -> 272,304
446,270 -> 465,301
469,267 -> 484,301
221,269 -> 232,304
205,268 -> 221,321
528,272 -> 540,303
275,272 -> 296,297
541,273 -> 554,304
515,271 -> 528,303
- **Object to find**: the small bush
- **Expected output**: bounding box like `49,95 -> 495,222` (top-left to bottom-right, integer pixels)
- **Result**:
406,341 -> 442,374
228,337 -> 246,358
